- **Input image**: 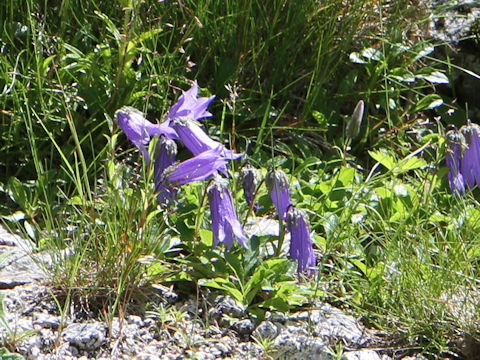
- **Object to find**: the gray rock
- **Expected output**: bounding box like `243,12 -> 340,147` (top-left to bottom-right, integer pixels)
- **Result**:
271,305 -> 370,360
0,225 -> 48,289
266,310 -> 287,323
252,321 -> 278,340
274,325 -> 329,360
151,283 -> 179,305
427,0 -> 480,43
286,305 -> 368,347
127,315 -> 144,327
215,341 -> 231,355
214,295 -> 245,318
134,354 -> 160,360
63,322 -> 107,350
232,319 -> 255,336
33,312 -> 61,329
343,349 -> 383,360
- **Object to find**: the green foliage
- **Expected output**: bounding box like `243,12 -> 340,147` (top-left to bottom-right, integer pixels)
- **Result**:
0,348 -> 24,360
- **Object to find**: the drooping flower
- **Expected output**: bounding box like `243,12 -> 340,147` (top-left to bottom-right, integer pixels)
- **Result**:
460,121 -> 480,189
266,169 -> 292,221
208,178 -> 249,250
445,126 -> 465,195
346,100 -> 364,139
172,117 -> 242,160
286,205 -> 316,274
154,135 -> 178,205
115,106 -> 173,163
167,81 -> 216,122
162,148 -> 228,186
240,162 -> 261,210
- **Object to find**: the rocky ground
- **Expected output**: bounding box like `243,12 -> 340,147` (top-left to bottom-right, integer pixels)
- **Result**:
0,225 -> 429,360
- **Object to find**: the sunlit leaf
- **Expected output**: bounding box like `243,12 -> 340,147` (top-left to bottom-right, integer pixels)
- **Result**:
414,94 -> 443,112
368,150 -> 396,170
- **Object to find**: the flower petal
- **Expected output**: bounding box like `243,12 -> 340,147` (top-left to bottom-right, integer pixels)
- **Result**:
165,148 -> 227,185
115,106 -> 162,162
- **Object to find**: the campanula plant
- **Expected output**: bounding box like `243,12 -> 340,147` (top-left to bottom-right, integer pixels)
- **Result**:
115,81 -> 317,275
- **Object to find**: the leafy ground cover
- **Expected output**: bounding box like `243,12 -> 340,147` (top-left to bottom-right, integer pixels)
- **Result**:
1,0 -> 480,358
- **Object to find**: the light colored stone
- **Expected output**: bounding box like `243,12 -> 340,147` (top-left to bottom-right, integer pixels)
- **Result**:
343,349 -> 383,360
253,321 -> 278,340
63,322 -> 107,350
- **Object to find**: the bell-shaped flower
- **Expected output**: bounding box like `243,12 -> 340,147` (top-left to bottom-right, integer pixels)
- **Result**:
154,135 -> 178,205
167,81 -> 216,122
163,148 -> 228,186
286,206 -> 316,274
266,169 -> 292,221
172,117 -> 242,160
446,126 -> 465,195
208,178 -> 249,250
460,121 -> 480,189
346,100 -> 364,139
115,106 -> 175,163
240,162 -> 261,210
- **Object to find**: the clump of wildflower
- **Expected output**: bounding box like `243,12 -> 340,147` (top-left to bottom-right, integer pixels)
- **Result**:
266,169 -> 292,221
208,178 -> 249,250
116,82 -> 247,252
286,205 -> 316,274
445,126 -> 465,195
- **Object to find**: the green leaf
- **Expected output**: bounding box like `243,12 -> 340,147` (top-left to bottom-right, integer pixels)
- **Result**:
362,47 -> 383,61
416,67 -> 449,84
261,297 -> 290,312
389,67 -> 415,82
414,94 -> 443,112
411,43 -> 434,62
7,177 -> 27,211
198,229 -> 213,247
0,347 -> 25,360
94,10 -> 121,43
337,167 -> 356,187
225,251 -> 244,282
368,150 -> 396,170
394,156 -> 427,174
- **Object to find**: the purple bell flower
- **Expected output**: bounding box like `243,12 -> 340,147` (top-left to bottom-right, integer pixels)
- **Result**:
167,81 -> 216,122
163,148 -> 228,186
154,135 -> 178,205
266,169 -> 292,221
240,163 -> 261,210
115,106 -> 173,163
286,206 -> 316,274
445,126 -> 465,195
172,117 -> 242,160
460,121 -> 480,189
208,178 -> 249,250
